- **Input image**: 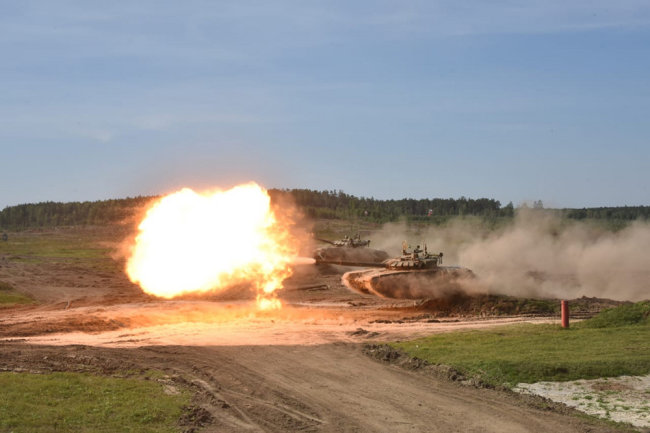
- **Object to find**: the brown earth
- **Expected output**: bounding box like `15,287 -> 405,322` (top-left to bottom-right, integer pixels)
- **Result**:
0,227 -> 631,433
2,342 -> 633,433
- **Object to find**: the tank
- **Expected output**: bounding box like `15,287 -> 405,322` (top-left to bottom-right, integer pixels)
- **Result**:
313,234 -> 389,264
316,234 -> 370,248
324,241 -> 474,299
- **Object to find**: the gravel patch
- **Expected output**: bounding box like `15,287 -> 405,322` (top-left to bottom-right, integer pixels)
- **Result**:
514,375 -> 650,428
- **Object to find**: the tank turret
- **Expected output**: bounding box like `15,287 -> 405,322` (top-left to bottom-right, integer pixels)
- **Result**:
383,242 -> 443,270
313,234 -> 388,264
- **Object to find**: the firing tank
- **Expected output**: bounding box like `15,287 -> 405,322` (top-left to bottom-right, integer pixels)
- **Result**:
313,234 -> 389,264
322,241 -> 474,299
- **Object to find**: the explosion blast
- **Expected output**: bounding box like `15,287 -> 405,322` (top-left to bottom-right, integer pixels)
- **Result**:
126,183 -> 297,309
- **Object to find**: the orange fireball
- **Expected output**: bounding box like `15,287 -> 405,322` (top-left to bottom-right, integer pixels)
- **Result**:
126,183 -> 295,309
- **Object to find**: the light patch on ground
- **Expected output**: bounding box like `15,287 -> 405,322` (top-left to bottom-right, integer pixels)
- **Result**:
515,375 -> 650,428
0,300 -> 556,347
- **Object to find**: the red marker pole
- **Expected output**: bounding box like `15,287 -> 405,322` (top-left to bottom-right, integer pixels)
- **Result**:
561,300 -> 569,328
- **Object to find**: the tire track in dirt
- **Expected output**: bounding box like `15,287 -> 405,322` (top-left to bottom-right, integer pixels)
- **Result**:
0,342 -> 628,433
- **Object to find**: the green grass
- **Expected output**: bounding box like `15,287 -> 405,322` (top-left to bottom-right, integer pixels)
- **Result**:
576,301 -> 650,328
0,230 -> 122,274
391,303 -> 650,388
0,371 -> 190,433
0,281 -> 34,307
0,232 -> 109,261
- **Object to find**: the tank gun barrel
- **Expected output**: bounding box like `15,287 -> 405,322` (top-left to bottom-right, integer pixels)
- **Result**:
315,238 -> 338,246
314,259 -> 386,268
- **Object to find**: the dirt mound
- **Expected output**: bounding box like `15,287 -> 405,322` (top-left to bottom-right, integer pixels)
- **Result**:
343,267 -> 474,299
363,343 -> 478,385
314,246 -> 389,263
391,294 -> 625,318
178,406 -> 215,432
0,316 -> 132,337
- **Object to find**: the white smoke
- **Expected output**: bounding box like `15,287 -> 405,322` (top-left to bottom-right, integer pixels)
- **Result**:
370,211 -> 650,301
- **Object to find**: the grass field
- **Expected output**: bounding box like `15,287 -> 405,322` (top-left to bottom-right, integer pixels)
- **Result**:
392,302 -> 650,387
0,281 -> 34,307
0,371 -> 190,433
0,230 -> 108,260
0,228 -> 124,273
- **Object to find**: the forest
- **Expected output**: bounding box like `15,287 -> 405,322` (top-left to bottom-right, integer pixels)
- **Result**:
0,188 -> 648,230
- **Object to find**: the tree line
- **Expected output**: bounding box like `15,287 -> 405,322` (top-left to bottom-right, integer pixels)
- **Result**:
270,189 -> 510,222
0,196 -> 153,229
562,206 -> 650,221
0,189 -> 648,229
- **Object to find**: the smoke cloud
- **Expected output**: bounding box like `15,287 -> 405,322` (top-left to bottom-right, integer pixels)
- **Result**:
370,211 -> 650,301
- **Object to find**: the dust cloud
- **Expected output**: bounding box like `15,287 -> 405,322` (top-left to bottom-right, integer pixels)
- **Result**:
370,211 -> 650,302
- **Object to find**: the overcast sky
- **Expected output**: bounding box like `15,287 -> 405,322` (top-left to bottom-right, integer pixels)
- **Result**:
1,0 -> 649,209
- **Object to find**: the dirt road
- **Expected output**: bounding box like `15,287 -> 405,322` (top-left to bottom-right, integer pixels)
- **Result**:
1,342 -> 619,433
0,297 -> 621,433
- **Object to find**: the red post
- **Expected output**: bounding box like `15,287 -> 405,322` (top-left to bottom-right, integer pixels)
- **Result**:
561,300 -> 569,328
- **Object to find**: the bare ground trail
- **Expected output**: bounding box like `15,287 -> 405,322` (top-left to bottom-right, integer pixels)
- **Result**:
0,342 -> 622,433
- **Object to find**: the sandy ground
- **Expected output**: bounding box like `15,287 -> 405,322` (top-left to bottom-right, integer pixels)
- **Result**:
0,228 -> 636,432
0,299 -> 559,346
